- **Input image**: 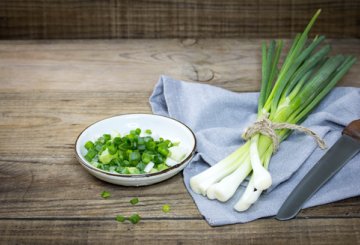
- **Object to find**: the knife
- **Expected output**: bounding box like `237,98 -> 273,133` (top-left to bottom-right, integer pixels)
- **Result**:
276,119 -> 360,221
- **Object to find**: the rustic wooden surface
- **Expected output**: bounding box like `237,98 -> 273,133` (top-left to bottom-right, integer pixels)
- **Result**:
0,39 -> 359,244
0,0 -> 359,39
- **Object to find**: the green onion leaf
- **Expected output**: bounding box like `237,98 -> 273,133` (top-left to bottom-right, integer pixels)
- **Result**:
85,141 -> 95,150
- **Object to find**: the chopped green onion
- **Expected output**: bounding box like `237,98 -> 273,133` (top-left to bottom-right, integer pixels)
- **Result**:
130,197 -> 139,205
121,167 -> 130,174
103,134 -> 111,142
127,167 -> 140,174
145,141 -> 156,150
113,137 -> 121,145
141,152 -> 152,164
137,137 -> 145,145
115,214 -> 141,224
95,142 -> 103,152
149,168 -> 158,173
136,162 -> 146,171
157,146 -> 169,157
84,149 -> 97,162
156,163 -> 168,171
128,214 -> 141,224
83,129 -> 185,175
107,144 -> 117,155
101,191 -> 111,199
99,149 -> 115,164
153,154 -> 164,164
115,215 -> 126,222
162,204 -> 171,213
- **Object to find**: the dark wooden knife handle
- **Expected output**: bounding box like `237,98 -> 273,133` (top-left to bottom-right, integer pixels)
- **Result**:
343,119 -> 360,142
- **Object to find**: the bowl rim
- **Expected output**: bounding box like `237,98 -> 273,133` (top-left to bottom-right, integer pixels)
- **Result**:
75,113 -> 197,178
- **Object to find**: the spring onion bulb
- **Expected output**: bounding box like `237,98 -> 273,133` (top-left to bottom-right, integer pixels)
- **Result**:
189,9 -> 357,212
233,178 -> 261,212
234,145 -> 273,211
190,143 -> 249,195
250,134 -> 272,190
209,158 -> 251,202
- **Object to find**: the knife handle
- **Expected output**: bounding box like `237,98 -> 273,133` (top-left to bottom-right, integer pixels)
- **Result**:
343,119 -> 360,142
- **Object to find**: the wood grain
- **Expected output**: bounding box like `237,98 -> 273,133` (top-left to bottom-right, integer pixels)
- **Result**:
1,219 -> 360,245
0,0 -> 359,39
0,39 -> 359,244
0,39 -> 359,92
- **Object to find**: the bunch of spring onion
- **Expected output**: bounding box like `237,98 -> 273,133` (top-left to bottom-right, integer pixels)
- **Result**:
189,9 -> 356,211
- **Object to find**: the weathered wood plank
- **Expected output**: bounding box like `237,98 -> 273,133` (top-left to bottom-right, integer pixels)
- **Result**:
0,39 -> 359,92
1,219 -> 360,245
0,157 -> 359,218
0,0 -> 358,39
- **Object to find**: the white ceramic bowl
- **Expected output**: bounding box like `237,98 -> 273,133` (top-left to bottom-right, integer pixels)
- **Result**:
75,114 -> 196,186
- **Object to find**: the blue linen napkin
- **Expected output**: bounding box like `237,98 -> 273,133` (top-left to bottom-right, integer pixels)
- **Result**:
149,75 -> 360,226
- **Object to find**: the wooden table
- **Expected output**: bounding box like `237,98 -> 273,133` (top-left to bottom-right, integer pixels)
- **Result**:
0,39 -> 359,244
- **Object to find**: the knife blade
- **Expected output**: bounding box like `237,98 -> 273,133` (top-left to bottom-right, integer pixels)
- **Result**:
276,119 -> 360,221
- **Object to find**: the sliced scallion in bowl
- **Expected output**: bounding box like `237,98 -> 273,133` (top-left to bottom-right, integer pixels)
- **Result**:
83,128 -> 186,175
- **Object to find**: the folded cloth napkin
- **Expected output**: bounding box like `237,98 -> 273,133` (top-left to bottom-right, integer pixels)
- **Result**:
150,75 -> 360,226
